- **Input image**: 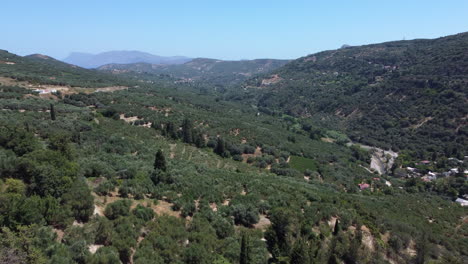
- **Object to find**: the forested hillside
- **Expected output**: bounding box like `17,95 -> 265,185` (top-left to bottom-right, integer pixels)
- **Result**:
98,58 -> 289,89
0,34 -> 467,264
0,50 -> 129,87
234,32 -> 468,159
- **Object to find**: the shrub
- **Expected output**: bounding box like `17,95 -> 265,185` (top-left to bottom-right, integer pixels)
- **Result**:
231,204 -> 259,227
104,199 -> 132,220
243,145 -> 256,154
132,204 -> 155,222
62,178 -> 94,222
228,145 -> 243,156
232,154 -> 243,162
95,180 -> 116,196
181,201 -> 196,217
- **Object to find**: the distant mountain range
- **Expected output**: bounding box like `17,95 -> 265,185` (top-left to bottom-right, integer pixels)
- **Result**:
63,50 -> 192,68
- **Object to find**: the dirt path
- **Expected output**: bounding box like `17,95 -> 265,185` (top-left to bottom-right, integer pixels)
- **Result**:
130,233 -> 146,264
152,200 -> 180,218
361,225 -> 375,252
241,146 -> 263,162
120,114 -> 140,123
0,76 -> 128,96
169,144 -> 176,159
88,244 -> 103,254
254,214 -> 271,230
410,117 -> 433,129
93,204 -> 104,216
52,228 -> 65,242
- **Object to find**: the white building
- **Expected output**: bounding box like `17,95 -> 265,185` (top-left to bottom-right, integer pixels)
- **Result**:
32,89 -> 57,94
455,198 -> 468,207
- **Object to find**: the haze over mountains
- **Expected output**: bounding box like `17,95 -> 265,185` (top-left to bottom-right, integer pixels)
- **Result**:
98,58 -> 290,87
63,50 -> 192,68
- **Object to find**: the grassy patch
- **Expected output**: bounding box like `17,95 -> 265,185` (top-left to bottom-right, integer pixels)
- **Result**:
289,155 -> 318,172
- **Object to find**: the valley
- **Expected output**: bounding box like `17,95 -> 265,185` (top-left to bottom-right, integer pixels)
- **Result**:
0,32 -> 466,264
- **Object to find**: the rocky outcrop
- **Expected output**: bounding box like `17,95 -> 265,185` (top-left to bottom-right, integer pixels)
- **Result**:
369,148 -> 398,175
348,143 -> 398,175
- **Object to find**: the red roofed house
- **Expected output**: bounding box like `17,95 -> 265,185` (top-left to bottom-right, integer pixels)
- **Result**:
358,183 -> 370,190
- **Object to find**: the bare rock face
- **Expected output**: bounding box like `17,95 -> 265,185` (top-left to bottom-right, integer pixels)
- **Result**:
347,142 -> 398,175
370,148 -> 398,175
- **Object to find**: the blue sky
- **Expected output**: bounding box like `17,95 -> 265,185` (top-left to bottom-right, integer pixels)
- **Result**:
2,0 -> 467,60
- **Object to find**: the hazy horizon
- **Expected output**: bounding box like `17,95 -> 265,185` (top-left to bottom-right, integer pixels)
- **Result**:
2,0 -> 468,60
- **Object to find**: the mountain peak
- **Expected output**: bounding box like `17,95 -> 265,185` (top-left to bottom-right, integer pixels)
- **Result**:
63,50 -> 192,68
26,54 -> 55,60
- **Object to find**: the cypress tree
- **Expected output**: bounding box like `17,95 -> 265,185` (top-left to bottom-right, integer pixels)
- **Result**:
50,103 -> 56,120
326,219 -> 341,264
62,178 -> 94,222
415,233 -> 428,264
194,132 -> 206,148
181,119 -> 193,144
154,149 -> 167,172
214,137 -> 226,157
344,233 -> 360,264
328,254 -> 339,264
240,232 -> 250,264
166,122 -> 178,139
290,239 -> 311,264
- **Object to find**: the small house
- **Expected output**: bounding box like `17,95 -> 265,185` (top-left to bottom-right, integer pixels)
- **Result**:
455,198 -> 468,207
33,89 -> 52,94
358,183 -> 370,190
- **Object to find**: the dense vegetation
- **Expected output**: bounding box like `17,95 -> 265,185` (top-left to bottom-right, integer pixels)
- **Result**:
229,32 -> 468,159
0,32 -> 467,264
0,50 -> 130,88
98,58 -> 289,90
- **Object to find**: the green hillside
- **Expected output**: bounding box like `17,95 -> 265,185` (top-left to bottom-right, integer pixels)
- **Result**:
98,58 -> 289,89
0,50 -> 129,87
0,35 -> 467,264
233,33 -> 468,159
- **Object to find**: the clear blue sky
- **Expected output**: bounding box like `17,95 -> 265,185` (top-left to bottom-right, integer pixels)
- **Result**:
2,0 -> 467,60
